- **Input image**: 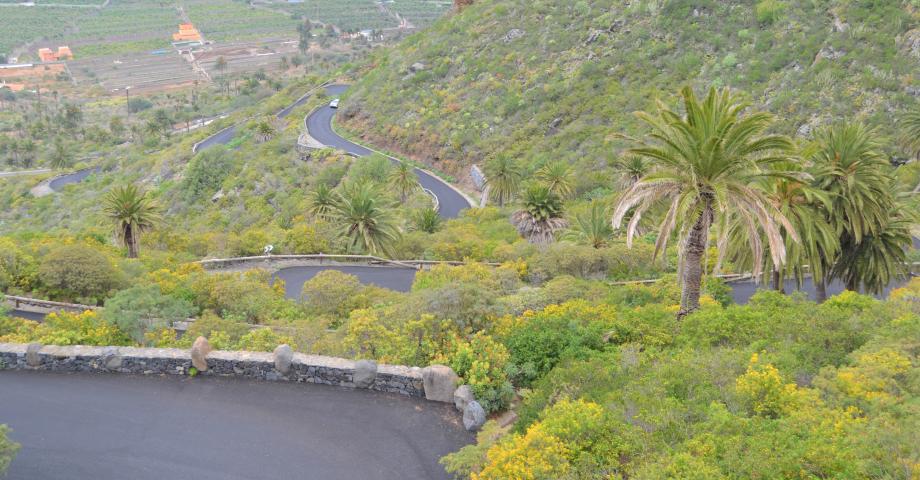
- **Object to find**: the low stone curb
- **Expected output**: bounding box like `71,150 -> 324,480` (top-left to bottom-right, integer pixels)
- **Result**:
0,341 -> 424,398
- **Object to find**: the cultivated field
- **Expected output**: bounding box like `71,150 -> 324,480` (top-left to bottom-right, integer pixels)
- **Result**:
1,0 -> 451,60
68,53 -> 199,92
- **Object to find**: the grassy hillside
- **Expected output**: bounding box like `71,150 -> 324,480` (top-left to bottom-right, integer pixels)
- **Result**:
340,0 -> 920,192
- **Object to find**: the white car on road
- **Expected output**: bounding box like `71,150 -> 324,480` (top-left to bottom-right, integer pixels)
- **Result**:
330,98 -> 340,108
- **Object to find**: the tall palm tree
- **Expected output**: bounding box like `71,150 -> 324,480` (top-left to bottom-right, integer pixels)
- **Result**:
388,162 -> 420,202
719,168 -> 838,293
307,183 -> 337,219
511,185 -> 568,245
103,184 -> 161,259
535,161 -> 575,199
808,123 -> 896,299
484,155 -> 522,207
563,200 -> 613,249
333,182 -> 401,256
613,86 -> 797,317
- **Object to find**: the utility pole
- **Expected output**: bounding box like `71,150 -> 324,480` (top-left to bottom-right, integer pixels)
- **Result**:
124,86 -> 131,116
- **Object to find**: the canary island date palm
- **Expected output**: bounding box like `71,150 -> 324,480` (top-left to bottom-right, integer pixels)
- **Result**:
535,161 -> 575,199
563,200 -> 613,249
484,155 -> 523,207
831,202 -> 913,295
719,167 -> 838,293
613,86 -> 797,317
388,161 -> 420,203
511,184 -> 568,245
901,109 -> 920,162
333,182 -> 401,256
103,184 -> 161,259
809,123 -> 910,298
307,183 -> 337,219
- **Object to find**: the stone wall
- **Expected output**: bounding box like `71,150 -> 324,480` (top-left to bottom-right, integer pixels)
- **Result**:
0,342 -> 424,398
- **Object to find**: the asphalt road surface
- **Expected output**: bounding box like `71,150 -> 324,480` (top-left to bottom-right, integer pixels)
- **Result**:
8,310 -> 44,321
273,265 -> 418,299
194,89 -> 314,153
0,371 -> 472,480
307,85 -> 472,219
47,167 -> 101,192
727,275 -> 911,304
193,124 -> 238,153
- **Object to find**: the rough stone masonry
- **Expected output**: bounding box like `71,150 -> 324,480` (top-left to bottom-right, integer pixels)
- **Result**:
0,341 -> 425,398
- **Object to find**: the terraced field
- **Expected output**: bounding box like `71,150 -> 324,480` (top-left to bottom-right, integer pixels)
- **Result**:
385,0 -> 451,27
183,0 -> 298,42
264,0 -> 398,31
197,39 -> 301,77
68,53 -> 199,92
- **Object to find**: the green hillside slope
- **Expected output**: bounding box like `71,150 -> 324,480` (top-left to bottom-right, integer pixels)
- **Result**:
340,0 -> 920,193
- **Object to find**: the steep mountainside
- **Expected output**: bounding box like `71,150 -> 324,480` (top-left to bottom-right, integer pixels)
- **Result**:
340,0 -> 920,192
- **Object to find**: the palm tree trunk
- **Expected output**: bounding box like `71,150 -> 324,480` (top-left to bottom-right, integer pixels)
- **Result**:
125,223 -> 139,258
771,269 -> 784,293
678,199 -> 713,318
815,275 -> 827,303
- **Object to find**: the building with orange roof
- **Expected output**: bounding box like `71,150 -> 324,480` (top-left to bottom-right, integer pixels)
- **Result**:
37,46 -> 73,63
173,23 -> 202,42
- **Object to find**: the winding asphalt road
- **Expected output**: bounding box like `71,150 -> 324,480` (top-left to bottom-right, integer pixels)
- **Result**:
273,265 -> 418,299
307,85 -> 472,219
47,167 -> 101,192
193,88 -> 316,153
0,371 -> 472,480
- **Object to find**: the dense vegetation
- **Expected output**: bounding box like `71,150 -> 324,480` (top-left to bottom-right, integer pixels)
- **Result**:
341,0 -> 920,187
1,1 -> 919,477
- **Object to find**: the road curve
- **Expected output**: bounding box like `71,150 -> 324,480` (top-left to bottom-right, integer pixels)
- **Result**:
273,265 -> 418,299
0,371 -> 472,480
306,85 -> 472,219
193,87 -> 318,153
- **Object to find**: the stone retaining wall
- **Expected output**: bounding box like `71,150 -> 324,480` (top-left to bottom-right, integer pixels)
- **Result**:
0,342 -> 424,398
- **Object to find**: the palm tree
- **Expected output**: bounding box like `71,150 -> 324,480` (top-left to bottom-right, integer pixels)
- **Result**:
413,207 -> 442,233
831,202 -> 913,295
333,183 -> 401,256
613,86 -> 797,317
49,139 -> 70,170
484,155 -> 522,207
611,155 -> 649,189
901,109 -> 920,162
511,185 -> 568,245
388,162 -> 420,202
307,183 -> 337,219
535,161 -> 575,199
809,123 -> 909,299
255,121 -> 275,143
719,167 -> 838,293
563,200 -> 613,249
103,184 -> 161,259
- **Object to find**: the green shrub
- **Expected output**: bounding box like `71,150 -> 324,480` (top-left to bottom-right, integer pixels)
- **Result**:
37,244 -> 123,303
500,300 -> 618,386
0,424 -> 19,476
438,333 -> 514,413
102,285 -> 197,343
